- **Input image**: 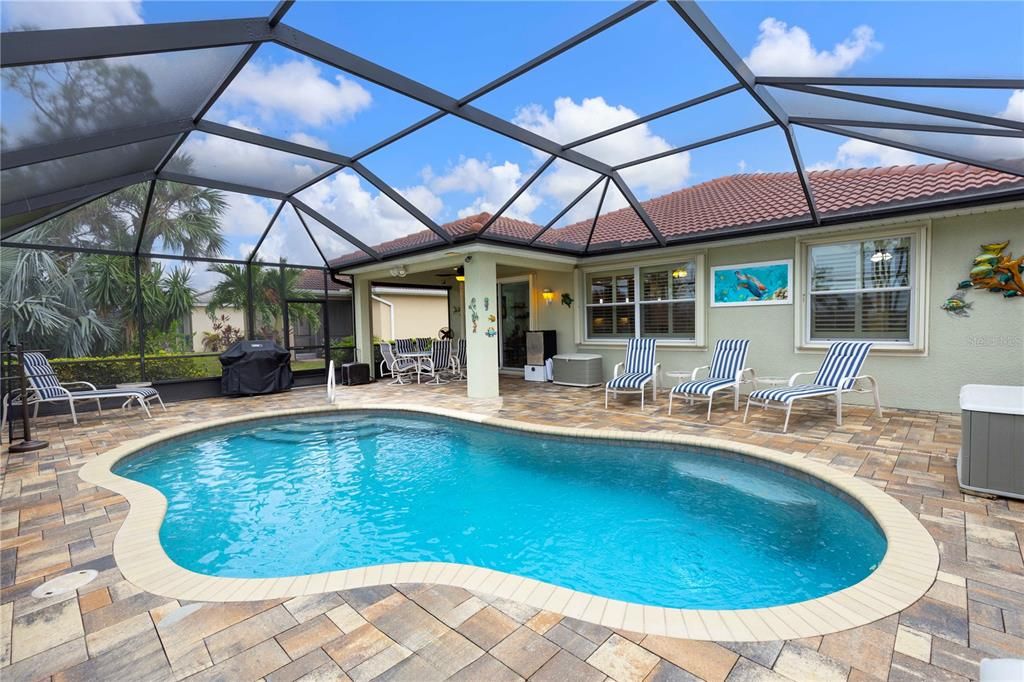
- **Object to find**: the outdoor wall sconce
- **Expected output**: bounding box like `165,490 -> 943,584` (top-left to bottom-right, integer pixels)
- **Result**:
542,288 -> 555,304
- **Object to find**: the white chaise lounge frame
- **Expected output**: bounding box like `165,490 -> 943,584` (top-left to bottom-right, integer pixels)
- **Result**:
605,338 -> 660,410
744,341 -> 882,432
669,339 -> 754,421
1,352 -> 165,428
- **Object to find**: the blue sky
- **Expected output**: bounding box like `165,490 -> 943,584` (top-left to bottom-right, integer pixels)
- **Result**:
3,1 -> 1022,265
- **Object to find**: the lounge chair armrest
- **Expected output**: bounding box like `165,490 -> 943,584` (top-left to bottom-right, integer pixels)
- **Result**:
612,362 -> 624,378
62,381 -> 98,390
690,365 -> 710,380
845,374 -> 878,390
787,370 -> 817,386
736,367 -> 756,383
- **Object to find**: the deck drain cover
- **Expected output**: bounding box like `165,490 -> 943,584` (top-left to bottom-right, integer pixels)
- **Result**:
31,570 -> 98,599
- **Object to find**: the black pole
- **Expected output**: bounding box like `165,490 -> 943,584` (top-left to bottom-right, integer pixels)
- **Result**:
322,269 -> 332,369
135,256 -> 146,380
8,345 -> 48,453
246,263 -> 256,338
279,263 -> 290,348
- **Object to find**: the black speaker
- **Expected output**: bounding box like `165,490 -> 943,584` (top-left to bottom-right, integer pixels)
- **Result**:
340,362 -> 371,386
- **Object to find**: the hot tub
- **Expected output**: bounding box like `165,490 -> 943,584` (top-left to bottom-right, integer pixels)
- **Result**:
958,384 -> 1024,499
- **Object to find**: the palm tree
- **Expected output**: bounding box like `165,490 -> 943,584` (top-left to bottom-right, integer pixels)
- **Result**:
206,263 -> 320,341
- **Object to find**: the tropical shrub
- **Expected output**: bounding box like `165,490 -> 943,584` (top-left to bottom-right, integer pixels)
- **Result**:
49,351 -> 207,385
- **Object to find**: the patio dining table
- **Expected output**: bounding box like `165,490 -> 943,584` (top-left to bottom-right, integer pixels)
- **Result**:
396,350 -> 432,384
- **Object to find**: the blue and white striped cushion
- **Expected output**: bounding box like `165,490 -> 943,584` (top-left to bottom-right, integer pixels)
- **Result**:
750,384 -> 836,404
672,378 -> 734,396
395,339 -> 417,354
814,341 -> 873,389
624,338 -> 657,374
455,339 -> 466,367
607,372 -> 653,389
708,339 -> 750,380
431,340 -> 451,369
84,386 -> 159,399
23,352 -> 66,400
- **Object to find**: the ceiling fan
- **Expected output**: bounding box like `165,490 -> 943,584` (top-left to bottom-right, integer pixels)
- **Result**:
436,265 -> 465,282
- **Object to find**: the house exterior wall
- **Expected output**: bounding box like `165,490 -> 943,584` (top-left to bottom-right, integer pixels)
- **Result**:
189,306 -> 246,352
371,291 -> 449,340
566,205 -> 1024,412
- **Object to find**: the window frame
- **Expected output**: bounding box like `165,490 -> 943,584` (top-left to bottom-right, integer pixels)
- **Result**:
580,254 -> 705,347
797,224 -> 929,353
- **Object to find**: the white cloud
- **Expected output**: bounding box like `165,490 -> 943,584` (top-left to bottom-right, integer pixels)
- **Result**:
174,131 -> 328,193
514,97 -> 691,220
222,59 -> 372,127
745,18 -> 880,76
811,90 -> 1024,172
738,160 -> 748,172
424,157 -> 541,220
971,90 -> 1024,163
296,171 -> 440,247
808,138 -> 919,171
998,90 -> 1024,122
289,132 -> 330,150
2,0 -> 142,30
220,193 -> 276,238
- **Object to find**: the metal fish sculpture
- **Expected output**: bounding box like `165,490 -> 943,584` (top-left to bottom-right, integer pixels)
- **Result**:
735,271 -> 767,299
968,240 -> 1024,297
940,291 -> 972,317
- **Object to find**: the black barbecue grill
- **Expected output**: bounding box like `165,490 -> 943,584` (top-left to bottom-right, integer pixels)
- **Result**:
219,340 -> 293,396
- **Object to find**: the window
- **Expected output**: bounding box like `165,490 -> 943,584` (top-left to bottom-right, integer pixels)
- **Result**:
585,260 -> 697,341
587,271 -> 634,338
807,235 -> 914,344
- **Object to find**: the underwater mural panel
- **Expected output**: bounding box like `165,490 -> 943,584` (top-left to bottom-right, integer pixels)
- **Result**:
711,260 -> 793,307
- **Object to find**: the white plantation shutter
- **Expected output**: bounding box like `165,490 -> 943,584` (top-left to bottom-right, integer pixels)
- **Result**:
809,237 -> 912,342
586,261 -> 696,340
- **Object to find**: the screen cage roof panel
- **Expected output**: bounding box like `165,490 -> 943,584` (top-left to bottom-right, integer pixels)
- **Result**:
2,0 -> 1022,268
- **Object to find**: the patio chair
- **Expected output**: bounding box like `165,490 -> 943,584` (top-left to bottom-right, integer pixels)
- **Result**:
421,339 -> 453,384
416,337 -> 433,352
744,341 -> 881,432
669,339 -> 753,421
379,343 -> 418,385
395,338 -> 417,355
1,352 -> 165,428
605,338 -> 659,410
452,338 -> 467,381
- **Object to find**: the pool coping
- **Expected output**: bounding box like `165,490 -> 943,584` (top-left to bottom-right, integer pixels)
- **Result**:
78,403 -> 939,642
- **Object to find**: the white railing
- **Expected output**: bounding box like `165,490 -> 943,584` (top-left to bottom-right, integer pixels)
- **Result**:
326,360 -> 336,404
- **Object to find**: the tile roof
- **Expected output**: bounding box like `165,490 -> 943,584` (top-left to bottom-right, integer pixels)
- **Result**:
326,162 -> 1022,267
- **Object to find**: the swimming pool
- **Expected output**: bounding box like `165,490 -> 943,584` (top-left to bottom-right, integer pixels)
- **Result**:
112,411 -> 887,610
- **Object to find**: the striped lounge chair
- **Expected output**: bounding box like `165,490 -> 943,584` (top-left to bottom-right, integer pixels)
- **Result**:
669,339 -> 753,421
395,338 -> 417,355
605,338 -> 659,410
452,339 -> 467,381
379,343 -> 418,385
422,339 -> 453,384
1,352 -> 166,428
744,341 -> 881,432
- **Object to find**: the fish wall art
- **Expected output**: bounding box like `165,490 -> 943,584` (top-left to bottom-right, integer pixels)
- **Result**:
468,297 -> 479,333
958,241 -> 1024,298
940,291 -> 972,317
711,260 -> 793,307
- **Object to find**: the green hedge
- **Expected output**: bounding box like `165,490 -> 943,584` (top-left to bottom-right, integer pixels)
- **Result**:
49,352 -> 210,385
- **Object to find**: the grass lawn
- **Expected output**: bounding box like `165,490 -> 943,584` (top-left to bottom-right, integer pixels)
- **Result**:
191,355 -> 326,376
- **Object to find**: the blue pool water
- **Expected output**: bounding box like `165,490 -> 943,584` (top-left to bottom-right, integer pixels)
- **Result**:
114,413 -> 886,609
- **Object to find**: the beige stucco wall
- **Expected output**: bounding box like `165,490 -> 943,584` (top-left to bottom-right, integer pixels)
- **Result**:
371,291 -> 449,340
565,205 -> 1024,412
190,306 -> 246,352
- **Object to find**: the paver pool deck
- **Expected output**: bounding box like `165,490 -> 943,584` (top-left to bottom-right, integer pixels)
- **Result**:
2,378 -> 1022,681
